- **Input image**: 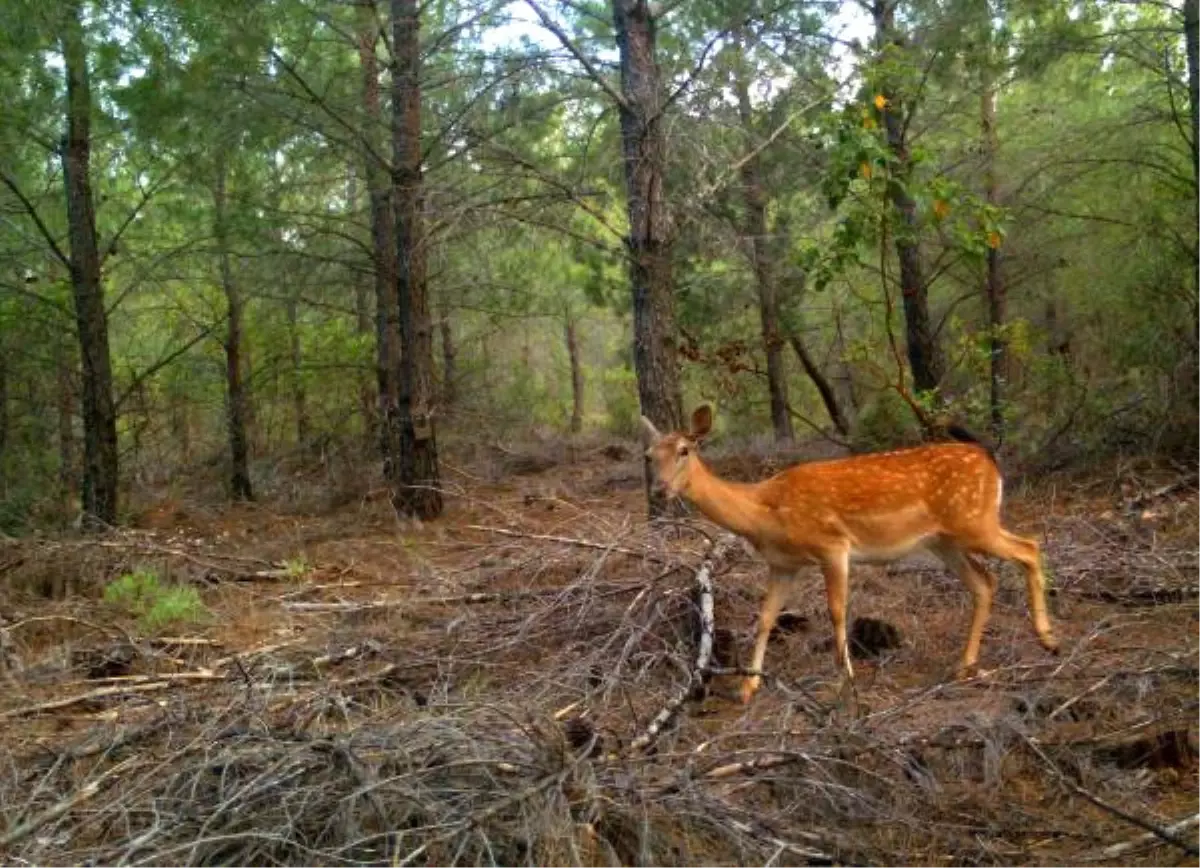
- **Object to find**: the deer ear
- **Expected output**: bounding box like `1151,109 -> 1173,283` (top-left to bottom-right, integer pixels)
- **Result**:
690,403 -> 713,440
639,415 -> 662,445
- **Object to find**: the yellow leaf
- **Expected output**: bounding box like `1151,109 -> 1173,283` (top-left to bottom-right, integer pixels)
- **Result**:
933,199 -> 950,220
862,116 -> 876,130
987,230 -> 1002,249
859,162 -> 873,179
874,93 -> 888,111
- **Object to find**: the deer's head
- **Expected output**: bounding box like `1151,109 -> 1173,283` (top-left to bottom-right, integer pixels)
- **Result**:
639,404 -> 713,497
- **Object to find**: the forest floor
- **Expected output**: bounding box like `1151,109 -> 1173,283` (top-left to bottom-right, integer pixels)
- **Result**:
1,434 -> 1197,866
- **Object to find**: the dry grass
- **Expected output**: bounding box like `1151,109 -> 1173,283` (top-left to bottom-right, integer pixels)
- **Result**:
0,443 -> 1196,866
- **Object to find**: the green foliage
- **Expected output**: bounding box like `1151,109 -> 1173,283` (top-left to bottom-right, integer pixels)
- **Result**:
600,366 -> 640,438
103,569 -> 209,633
850,388 -> 922,451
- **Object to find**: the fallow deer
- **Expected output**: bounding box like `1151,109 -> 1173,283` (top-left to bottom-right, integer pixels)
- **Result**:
641,404 -> 1059,703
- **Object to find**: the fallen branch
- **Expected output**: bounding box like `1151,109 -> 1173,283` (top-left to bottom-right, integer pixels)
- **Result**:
283,590 -> 541,613
1124,477 -> 1198,511
1016,729 -> 1199,856
466,524 -> 669,562
704,753 -> 798,780
628,536 -> 734,753
1093,811 -> 1200,860
0,682 -> 174,720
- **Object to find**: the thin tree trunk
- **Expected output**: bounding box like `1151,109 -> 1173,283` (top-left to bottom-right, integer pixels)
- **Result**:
213,152 -> 253,501
348,161 -> 377,441
732,34 -> 792,443
1180,0 -> 1200,408
788,332 -> 850,436
286,293 -> 308,447
874,0 -> 943,396
170,387 -> 190,466
612,0 -> 683,517
981,53 -> 1006,442
61,0 -> 118,528
390,0 -> 442,520
832,306 -> 860,416
565,309 -> 584,433
439,313 -> 456,409
356,0 -> 401,460
0,351 -> 7,467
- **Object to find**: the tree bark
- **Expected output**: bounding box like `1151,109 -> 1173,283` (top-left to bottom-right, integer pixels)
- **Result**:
356,0 -> 401,459
286,292 -> 308,447
439,313 -> 456,409
213,151 -> 253,501
981,51 -> 1006,442
565,309 -> 584,433
612,0 -> 683,517
390,0 -> 442,520
873,0 -> 943,395
732,34 -> 792,443
56,341 -> 77,512
61,0 -> 119,527
1180,0 -> 1200,408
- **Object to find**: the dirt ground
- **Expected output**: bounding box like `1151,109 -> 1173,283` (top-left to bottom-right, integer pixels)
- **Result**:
1,437 -> 1197,866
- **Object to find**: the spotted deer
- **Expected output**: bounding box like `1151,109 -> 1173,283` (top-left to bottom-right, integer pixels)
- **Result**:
641,404 -> 1059,703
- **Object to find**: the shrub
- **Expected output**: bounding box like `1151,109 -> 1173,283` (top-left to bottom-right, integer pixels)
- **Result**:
103,569 -> 209,633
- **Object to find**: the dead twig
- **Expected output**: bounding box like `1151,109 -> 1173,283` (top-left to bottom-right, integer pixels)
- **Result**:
0,758 -> 138,849
628,536 -> 734,753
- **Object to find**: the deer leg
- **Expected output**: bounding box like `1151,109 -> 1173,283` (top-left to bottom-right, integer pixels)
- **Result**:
820,549 -> 854,681
931,541 -> 997,678
975,529 -> 1059,654
740,569 -> 793,704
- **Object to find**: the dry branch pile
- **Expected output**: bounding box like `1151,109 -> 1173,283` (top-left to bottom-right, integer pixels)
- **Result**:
0,484 -> 1197,866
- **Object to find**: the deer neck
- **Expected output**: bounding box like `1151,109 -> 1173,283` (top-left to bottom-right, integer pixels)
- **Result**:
683,458 -> 771,542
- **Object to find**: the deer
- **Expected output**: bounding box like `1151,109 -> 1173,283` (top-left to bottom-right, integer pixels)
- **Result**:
640,404 -> 1059,704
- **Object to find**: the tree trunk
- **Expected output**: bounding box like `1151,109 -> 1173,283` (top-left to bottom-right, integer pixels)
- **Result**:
0,350 -> 7,466
439,313 -> 456,409
356,0 -> 401,460
213,152 -> 253,501
286,293 -> 308,448
981,53 -> 1006,442
390,0 -> 442,520
1180,0 -> 1200,408
56,341 -> 77,512
874,0 -> 943,396
612,0 -> 683,517
788,331 -> 850,436
61,1 -> 119,528
732,35 -> 792,443
348,161 -> 377,441
565,309 -> 584,433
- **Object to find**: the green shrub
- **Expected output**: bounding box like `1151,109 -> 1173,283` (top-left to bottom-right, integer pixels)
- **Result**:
103,569 -> 209,632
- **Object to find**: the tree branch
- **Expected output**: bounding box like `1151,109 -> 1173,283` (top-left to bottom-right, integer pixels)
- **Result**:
114,323 -> 220,411
524,0 -> 630,112
0,169 -> 71,269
